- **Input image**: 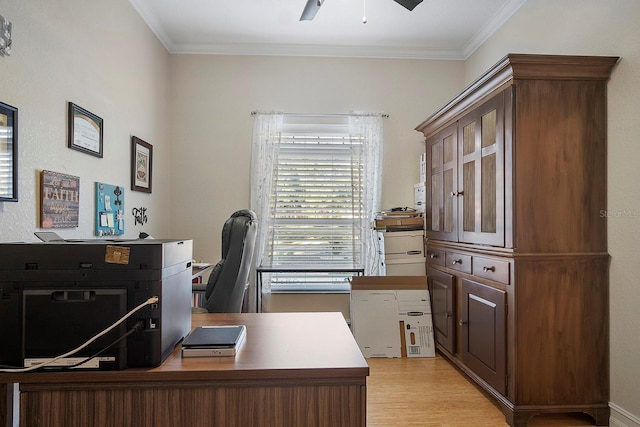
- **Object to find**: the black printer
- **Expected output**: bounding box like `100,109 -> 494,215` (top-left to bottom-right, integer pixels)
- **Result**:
0,239 -> 193,370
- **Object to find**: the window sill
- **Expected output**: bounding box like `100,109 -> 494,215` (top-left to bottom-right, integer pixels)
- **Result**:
267,289 -> 351,294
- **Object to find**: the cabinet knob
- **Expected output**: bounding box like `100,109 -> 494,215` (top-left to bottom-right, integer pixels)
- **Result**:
483,266 -> 495,272
452,259 -> 462,265
458,320 -> 467,326
445,312 -> 451,319
429,253 -> 438,259
450,191 -> 464,197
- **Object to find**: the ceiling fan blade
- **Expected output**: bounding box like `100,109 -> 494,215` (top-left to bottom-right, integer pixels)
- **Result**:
393,0 -> 423,11
300,0 -> 324,21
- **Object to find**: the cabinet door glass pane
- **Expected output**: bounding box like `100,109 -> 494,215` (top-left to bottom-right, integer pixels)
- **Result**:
481,154 -> 496,233
431,141 -> 441,168
481,110 -> 496,148
431,173 -> 441,231
463,122 -> 475,155
444,169 -> 453,233
463,161 -> 475,232
443,135 -> 454,164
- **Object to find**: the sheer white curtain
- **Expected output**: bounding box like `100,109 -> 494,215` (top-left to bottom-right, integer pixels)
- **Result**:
250,112 -> 383,306
249,112 -> 283,311
349,113 -> 384,276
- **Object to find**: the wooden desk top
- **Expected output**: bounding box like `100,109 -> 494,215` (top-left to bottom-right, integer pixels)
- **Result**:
0,312 -> 369,384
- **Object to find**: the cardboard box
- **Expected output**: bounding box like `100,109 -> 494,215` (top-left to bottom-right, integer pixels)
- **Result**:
350,276 -> 435,358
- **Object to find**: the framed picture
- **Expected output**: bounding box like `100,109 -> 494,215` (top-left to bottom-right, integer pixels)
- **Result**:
131,136 -> 152,193
40,170 -> 80,228
0,101 -> 18,202
68,102 -> 103,158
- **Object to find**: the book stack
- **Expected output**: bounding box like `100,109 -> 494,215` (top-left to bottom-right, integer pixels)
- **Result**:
192,275 -> 204,307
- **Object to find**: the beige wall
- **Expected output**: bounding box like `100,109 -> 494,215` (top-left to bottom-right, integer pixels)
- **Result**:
466,0 -> 640,424
0,0 -> 172,242
167,55 -> 465,261
1,0 -> 637,424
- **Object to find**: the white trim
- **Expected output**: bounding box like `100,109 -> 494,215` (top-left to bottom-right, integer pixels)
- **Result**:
129,0 -> 528,60
462,0 -> 528,59
611,402 -> 640,427
170,42 -> 465,60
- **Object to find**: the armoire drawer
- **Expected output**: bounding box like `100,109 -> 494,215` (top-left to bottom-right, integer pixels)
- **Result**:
445,251 -> 471,274
426,248 -> 445,266
472,256 -> 510,285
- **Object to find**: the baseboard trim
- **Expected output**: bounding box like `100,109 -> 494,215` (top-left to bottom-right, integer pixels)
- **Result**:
610,402 -> 640,427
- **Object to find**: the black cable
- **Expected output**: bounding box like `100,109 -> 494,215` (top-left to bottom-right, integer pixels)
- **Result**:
0,296 -> 158,373
55,321 -> 145,370
0,322 -> 145,371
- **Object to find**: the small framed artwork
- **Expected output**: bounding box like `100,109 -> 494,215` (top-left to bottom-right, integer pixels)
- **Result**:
131,136 -> 152,193
0,101 -> 18,202
68,102 -> 103,158
40,170 -> 80,228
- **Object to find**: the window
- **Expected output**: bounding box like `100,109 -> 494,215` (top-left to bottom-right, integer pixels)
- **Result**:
251,113 -> 383,293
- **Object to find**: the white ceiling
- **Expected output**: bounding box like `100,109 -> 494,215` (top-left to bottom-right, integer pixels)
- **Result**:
129,0 -> 526,59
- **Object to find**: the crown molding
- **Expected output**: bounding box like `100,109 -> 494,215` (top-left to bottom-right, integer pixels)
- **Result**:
131,0 -> 527,60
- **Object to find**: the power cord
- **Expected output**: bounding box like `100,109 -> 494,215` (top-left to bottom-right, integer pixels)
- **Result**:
0,296 -> 159,373
59,321 -> 145,370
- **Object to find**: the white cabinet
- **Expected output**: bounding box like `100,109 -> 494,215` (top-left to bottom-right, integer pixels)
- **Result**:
377,230 -> 425,275
414,183 -> 425,213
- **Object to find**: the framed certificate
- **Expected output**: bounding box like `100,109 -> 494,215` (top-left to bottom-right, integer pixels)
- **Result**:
68,102 -> 103,158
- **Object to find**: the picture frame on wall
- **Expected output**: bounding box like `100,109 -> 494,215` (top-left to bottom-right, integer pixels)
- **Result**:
40,170 -> 80,228
0,101 -> 18,202
68,102 -> 103,158
131,136 -> 152,193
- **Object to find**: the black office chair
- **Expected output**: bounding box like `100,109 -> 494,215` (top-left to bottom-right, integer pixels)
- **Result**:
200,210 -> 258,313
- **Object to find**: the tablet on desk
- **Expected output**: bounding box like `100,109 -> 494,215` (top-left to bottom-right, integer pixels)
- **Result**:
181,325 -> 246,358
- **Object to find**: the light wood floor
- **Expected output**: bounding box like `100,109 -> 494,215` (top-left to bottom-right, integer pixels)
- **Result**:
366,355 -> 599,427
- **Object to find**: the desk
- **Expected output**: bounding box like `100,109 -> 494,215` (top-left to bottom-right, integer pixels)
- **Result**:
192,263 -> 213,282
255,265 -> 365,312
1,312 -> 368,427
192,264 -> 213,307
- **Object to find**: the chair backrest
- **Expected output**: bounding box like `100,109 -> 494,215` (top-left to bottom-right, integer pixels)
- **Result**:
203,210 -> 258,313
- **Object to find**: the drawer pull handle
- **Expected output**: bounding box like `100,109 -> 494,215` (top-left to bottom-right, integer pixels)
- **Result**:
452,259 -> 462,265
450,191 -> 464,197
458,320 -> 467,326
429,253 -> 438,259
407,250 -> 422,255
483,266 -> 495,272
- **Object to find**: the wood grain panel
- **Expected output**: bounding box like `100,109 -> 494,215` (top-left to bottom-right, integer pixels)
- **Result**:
20,382 -> 365,427
513,256 -> 609,405
513,80 -> 608,253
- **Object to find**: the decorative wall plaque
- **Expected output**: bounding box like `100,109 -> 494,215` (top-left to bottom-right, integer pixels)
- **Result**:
40,170 -> 80,228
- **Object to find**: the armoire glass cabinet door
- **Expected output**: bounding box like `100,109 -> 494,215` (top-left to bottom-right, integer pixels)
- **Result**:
457,91 -> 505,247
425,122 -> 458,242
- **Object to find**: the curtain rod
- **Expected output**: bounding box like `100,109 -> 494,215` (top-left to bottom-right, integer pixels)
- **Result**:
251,111 -> 389,118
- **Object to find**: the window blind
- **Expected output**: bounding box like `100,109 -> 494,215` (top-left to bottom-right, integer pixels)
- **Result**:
264,118 -> 364,291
